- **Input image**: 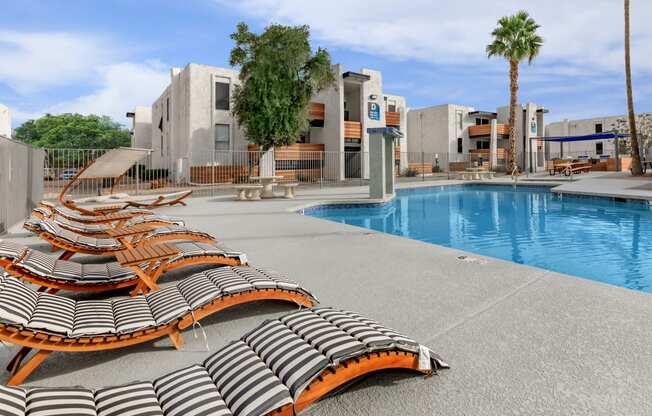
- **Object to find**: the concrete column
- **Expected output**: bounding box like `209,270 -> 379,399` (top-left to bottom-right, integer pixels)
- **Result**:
490,119 -> 498,170
260,148 -> 275,176
368,127 -> 402,200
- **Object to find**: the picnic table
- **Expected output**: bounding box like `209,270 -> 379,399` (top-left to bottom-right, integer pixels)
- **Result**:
250,176 -> 283,198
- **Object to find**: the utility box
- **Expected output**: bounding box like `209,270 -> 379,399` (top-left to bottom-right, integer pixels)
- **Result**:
368,127 -> 402,200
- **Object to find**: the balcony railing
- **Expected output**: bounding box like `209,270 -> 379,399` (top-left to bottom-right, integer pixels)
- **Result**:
344,121 -> 362,139
385,111 -> 400,127
468,124 -> 509,137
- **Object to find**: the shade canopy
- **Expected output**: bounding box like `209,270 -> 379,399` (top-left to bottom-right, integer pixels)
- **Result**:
78,147 -> 151,180
538,133 -> 629,143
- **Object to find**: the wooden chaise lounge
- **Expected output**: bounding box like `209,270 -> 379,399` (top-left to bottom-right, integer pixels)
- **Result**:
0,306 -> 448,416
24,218 -> 216,260
62,190 -> 194,216
39,201 -> 154,226
0,269 -> 317,385
32,205 -> 185,237
0,239 -> 246,294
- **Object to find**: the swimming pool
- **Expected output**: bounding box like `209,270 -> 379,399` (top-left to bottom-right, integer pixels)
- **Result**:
304,185 -> 652,293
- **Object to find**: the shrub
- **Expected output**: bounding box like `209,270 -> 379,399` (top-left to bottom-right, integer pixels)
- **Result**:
402,167 -> 420,177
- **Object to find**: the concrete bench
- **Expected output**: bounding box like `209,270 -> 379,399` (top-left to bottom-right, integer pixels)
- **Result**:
235,184 -> 263,200
279,182 -> 299,199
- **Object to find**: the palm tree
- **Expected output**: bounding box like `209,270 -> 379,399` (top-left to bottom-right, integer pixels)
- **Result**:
487,11 -> 543,172
625,0 -> 643,175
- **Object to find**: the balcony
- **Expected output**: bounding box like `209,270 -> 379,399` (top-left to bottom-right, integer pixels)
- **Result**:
344,121 -> 362,139
468,124 -> 509,138
309,102 -> 325,121
385,111 -> 401,127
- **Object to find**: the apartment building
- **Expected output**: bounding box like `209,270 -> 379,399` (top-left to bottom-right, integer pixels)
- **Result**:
0,104 -> 11,138
129,63 -> 408,182
545,115 -> 639,158
407,102 -> 547,172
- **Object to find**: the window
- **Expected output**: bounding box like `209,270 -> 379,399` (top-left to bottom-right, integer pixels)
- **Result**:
215,82 -> 230,110
457,113 -> 463,130
166,97 -> 169,121
595,123 -> 603,134
214,124 -> 230,152
596,142 -> 604,155
387,99 -> 397,112
475,118 -> 489,125
344,100 -> 350,121
457,138 -> 463,153
476,141 -> 489,150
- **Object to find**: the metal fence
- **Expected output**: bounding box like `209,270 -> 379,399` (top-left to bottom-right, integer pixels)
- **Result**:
43,147 -> 565,200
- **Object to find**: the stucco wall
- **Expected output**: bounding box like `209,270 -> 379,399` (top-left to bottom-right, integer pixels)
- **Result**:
130,106 -> 152,150
545,116 -> 623,156
0,105 -> 11,138
0,136 -> 44,234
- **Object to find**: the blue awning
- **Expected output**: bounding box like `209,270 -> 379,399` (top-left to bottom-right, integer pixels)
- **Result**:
538,133 -> 629,142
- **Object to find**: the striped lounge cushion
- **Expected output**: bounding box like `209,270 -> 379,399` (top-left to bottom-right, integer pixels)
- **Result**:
26,387 -> 96,416
204,341 -> 292,416
112,297 -> 156,333
145,286 -> 190,326
125,215 -> 185,228
52,215 -> 109,234
148,227 -> 212,240
16,250 -> 57,276
169,242 -> 246,265
243,320 -> 329,400
279,309 -> 366,364
0,278 -> 38,326
176,272 -> 221,309
95,382 -> 163,416
204,268 -> 255,294
313,307 -> 395,350
28,293 -> 76,334
0,384 -> 26,416
0,240 -> 25,260
72,300 -> 116,337
154,365 -> 232,416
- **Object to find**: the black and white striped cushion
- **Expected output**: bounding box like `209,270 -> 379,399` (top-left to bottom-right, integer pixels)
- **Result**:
0,278 -> 38,326
344,310 -> 421,353
95,382 -> 163,416
149,227 -> 212,240
52,260 -> 83,281
176,272 -> 221,309
314,308 -> 395,350
231,267 -> 276,290
204,268 -> 254,294
0,384 -> 26,416
56,206 -> 96,222
145,286 -> 190,326
52,215 -> 109,234
105,263 -> 135,281
28,293 -> 76,334
243,320 -> 329,399
124,215 -> 184,228
16,250 -> 57,276
280,310 -> 366,364
154,364 -> 232,416
169,242 -> 245,265
0,240 -> 25,260
26,387 -> 96,416
73,300 -> 116,336
112,297 -> 156,333
204,341 -> 292,416
80,264 -> 113,284
251,268 -> 301,292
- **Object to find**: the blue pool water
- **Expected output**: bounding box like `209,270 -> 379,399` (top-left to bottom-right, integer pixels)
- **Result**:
304,185 -> 652,293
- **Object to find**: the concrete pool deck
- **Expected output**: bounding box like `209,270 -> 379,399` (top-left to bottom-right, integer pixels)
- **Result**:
2,182 -> 652,415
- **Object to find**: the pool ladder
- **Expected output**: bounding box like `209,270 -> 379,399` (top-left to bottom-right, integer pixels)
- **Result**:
511,166 -> 519,188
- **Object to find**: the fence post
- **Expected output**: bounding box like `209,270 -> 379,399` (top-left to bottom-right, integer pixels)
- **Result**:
320,151 -> 323,188
136,161 -> 140,196
421,152 -> 424,182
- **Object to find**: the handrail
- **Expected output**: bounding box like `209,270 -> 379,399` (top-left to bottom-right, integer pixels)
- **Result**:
511,165 -> 518,188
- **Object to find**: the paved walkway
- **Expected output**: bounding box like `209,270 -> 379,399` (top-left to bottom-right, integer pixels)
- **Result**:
2,183 -> 652,415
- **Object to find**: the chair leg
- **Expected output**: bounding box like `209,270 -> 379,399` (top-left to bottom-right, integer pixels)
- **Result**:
168,331 -> 184,350
59,251 -> 74,260
6,347 -> 32,373
7,350 -> 51,386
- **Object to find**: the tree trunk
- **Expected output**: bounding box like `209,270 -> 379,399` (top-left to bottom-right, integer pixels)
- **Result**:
509,60 -> 519,173
625,0 -> 643,175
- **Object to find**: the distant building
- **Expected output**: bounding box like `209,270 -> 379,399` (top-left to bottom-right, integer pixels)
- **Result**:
0,104 -> 11,138
407,102 -> 548,172
545,114 -> 652,158
130,63 -> 407,182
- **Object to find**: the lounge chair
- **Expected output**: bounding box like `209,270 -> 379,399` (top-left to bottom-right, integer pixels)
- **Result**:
39,201 -> 153,225
24,218 -> 216,260
0,239 -> 246,294
32,205 -> 185,237
0,269 -> 317,385
61,190 -> 194,216
0,306 -> 447,415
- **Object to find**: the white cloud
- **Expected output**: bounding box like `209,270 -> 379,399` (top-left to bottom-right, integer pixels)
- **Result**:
0,31 -> 119,93
221,0 -> 652,75
47,61 -> 169,125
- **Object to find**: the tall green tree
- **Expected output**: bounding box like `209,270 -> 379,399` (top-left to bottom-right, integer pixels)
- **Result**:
15,113 -> 131,149
487,11 -> 543,172
229,22 -> 335,150
624,0 -> 643,175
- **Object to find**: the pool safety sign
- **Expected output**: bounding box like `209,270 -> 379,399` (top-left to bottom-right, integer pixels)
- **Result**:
368,102 -> 380,120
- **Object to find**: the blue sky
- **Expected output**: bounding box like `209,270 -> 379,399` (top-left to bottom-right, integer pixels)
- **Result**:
1,0 -> 651,127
